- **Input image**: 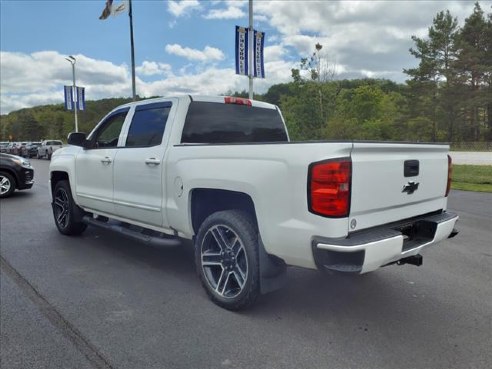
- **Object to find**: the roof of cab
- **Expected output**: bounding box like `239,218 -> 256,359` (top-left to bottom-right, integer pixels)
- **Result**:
115,95 -> 277,110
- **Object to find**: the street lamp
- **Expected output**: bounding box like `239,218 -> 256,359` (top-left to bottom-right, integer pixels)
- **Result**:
65,55 -> 78,132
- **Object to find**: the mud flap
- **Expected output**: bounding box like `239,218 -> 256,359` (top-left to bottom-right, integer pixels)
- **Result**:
258,237 -> 287,294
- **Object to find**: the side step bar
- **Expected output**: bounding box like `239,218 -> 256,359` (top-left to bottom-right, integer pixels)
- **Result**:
82,216 -> 181,248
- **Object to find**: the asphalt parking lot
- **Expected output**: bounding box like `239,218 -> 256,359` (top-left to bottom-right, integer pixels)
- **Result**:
1,159 -> 491,369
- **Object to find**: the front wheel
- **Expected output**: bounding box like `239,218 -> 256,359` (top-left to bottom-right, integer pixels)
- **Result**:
0,172 -> 16,198
195,210 -> 260,310
52,180 -> 87,235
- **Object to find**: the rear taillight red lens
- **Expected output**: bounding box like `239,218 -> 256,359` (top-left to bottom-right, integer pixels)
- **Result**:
308,158 -> 352,217
446,154 -> 452,197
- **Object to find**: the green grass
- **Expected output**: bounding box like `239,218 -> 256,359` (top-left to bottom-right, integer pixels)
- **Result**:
451,164 -> 492,193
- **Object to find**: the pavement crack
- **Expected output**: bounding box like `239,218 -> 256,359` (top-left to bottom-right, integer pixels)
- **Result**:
0,255 -> 116,369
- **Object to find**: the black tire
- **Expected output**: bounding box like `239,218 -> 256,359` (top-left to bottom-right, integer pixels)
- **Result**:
52,180 -> 87,235
0,172 -> 16,198
195,210 -> 260,310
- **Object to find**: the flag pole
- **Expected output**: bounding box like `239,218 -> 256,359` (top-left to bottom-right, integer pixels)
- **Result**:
129,0 -> 137,101
65,56 -> 78,132
248,0 -> 253,100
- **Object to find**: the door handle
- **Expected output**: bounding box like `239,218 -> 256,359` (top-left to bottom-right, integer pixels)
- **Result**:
145,158 -> 161,166
101,157 -> 112,165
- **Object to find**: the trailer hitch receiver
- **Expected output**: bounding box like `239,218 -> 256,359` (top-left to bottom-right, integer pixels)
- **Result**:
397,254 -> 423,267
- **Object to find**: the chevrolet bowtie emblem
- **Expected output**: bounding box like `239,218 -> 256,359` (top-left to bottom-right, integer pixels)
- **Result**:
402,181 -> 419,194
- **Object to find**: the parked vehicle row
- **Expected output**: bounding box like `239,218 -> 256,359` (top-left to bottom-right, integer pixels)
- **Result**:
0,140 -> 63,159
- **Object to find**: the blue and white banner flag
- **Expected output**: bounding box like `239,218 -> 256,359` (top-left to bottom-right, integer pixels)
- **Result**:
235,26 -> 249,76
64,85 -> 74,111
76,87 -> 86,111
253,30 -> 265,78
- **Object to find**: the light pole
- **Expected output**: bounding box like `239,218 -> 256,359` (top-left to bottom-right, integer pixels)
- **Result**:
65,55 -> 78,132
248,0 -> 253,99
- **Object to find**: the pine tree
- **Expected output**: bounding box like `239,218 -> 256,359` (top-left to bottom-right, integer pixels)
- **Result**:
405,10 -> 460,141
455,2 -> 490,141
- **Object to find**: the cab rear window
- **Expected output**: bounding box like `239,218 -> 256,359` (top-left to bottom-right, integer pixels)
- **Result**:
181,102 -> 288,144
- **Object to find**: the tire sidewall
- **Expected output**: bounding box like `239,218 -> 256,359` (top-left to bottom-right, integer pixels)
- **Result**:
53,180 -> 86,235
195,210 -> 260,310
0,172 -> 16,198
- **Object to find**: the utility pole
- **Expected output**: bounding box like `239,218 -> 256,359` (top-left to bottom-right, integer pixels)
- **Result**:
129,0 -> 137,101
65,55 -> 78,132
248,0 -> 253,99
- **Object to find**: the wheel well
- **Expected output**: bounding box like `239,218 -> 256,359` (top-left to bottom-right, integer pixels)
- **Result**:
190,189 -> 257,234
50,171 -> 69,194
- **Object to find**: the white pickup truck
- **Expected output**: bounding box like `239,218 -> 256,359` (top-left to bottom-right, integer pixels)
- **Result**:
49,96 -> 458,310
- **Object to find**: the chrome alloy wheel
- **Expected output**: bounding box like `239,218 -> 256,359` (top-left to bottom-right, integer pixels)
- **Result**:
0,175 -> 12,196
201,224 -> 248,298
53,187 -> 70,229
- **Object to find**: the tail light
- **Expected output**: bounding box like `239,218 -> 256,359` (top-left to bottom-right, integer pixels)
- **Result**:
308,158 -> 352,218
445,154 -> 452,197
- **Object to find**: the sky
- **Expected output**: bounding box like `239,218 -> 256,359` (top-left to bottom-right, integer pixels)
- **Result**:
0,0 -> 486,114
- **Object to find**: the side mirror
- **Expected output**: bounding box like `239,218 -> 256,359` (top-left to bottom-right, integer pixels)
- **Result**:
67,132 -> 87,147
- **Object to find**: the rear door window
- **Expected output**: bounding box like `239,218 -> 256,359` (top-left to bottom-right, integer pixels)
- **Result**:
181,102 -> 288,144
125,102 -> 172,147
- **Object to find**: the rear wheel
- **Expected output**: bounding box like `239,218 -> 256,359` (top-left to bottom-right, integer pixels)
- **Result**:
0,172 -> 16,198
195,210 -> 260,310
52,180 -> 87,235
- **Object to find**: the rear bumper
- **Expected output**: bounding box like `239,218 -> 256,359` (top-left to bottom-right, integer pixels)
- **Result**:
312,211 -> 459,274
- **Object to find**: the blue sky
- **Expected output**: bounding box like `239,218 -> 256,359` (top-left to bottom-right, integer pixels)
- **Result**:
0,0 -> 483,114
1,1 -> 255,72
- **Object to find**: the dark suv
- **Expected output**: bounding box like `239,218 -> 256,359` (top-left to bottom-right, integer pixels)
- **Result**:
0,153 -> 34,198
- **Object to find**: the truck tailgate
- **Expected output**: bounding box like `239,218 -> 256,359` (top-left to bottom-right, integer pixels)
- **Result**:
349,143 -> 449,232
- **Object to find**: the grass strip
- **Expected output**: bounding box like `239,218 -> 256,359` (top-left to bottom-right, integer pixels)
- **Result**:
451,164 -> 492,193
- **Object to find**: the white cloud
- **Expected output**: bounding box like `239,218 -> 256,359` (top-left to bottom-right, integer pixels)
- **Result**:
0,51 -> 132,114
204,0 -> 246,19
167,0 -> 200,17
0,50 -> 284,115
264,45 -> 286,62
248,1 -> 477,81
136,61 -> 172,77
165,44 -> 225,62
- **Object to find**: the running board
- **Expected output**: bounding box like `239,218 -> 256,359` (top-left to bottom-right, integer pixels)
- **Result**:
82,216 -> 181,248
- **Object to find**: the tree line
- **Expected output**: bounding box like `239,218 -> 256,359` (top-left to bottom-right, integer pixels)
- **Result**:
1,3 -> 490,145
0,98 -> 133,142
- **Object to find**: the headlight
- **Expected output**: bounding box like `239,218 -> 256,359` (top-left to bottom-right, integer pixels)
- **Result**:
12,157 -> 32,168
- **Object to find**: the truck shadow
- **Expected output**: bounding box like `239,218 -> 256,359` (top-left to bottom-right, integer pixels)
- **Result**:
85,225 -> 455,321
84,226 -> 198,284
